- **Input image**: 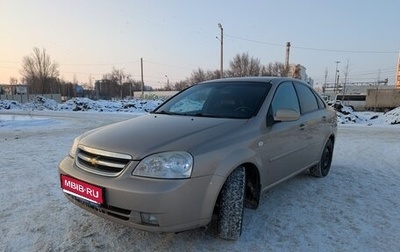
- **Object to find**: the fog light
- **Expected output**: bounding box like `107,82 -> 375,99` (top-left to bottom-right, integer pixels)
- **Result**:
140,213 -> 159,226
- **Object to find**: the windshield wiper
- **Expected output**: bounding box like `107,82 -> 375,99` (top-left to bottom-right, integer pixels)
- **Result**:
194,113 -> 222,118
153,111 -> 226,118
152,110 -> 181,115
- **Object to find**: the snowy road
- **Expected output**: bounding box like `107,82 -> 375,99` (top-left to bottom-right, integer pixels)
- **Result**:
1,111 -> 399,252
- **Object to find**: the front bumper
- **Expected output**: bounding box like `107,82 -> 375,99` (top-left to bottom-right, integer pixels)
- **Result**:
58,156 -> 224,233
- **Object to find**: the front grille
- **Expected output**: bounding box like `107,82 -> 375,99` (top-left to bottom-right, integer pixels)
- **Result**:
76,145 -> 132,177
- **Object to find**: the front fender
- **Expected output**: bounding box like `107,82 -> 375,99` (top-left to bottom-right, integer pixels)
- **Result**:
196,147 -> 260,220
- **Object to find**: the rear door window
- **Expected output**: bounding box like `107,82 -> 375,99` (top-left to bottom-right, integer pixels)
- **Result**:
315,93 -> 326,109
294,82 -> 319,114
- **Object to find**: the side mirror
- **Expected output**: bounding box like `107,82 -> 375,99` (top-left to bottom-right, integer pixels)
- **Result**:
274,109 -> 300,122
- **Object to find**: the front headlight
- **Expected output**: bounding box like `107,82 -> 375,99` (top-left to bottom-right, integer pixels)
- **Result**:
133,151 -> 193,179
69,136 -> 81,158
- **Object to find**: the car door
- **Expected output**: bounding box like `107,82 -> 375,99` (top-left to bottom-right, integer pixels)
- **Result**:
258,81 -> 311,188
293,81 -> 329,163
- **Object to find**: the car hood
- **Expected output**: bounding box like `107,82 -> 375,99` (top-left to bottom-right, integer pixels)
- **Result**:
79,114 -> 247,159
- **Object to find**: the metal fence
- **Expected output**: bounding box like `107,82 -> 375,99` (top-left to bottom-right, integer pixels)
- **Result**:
0,94 -> 62,103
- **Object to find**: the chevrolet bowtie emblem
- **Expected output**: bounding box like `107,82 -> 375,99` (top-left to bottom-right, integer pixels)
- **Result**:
89,157 -> 100,166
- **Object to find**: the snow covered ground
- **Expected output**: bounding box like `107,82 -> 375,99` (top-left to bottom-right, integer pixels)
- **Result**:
1,98 -> 400,251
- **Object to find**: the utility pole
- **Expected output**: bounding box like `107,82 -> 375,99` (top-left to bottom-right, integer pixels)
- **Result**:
285,42 -> 291,73
218,23 -> 223,78
120,73 -> 123,99
334,61 -> 340,94
165,74 -> 169,89
323,68 -> 328,95
374,69 -> 381,111
141,58 -> 144,98
342,59 -> 350,99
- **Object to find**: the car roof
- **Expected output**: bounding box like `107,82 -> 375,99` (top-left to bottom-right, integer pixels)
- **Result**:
199,76 -> 308,86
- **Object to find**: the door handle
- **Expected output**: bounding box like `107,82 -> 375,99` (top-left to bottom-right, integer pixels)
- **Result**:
299,123 -> 306,130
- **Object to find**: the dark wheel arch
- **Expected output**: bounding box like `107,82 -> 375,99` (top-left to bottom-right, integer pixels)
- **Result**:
309,138 -> 334,178
243,164 -> 260,209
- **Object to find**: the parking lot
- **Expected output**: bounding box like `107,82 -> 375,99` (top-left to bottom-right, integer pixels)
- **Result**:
1,111 -> 399,251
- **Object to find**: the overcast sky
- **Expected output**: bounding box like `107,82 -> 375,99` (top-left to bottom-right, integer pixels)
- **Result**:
1,0 -> 399,88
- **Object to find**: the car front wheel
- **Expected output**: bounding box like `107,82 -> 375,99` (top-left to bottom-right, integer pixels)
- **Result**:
217,166 -> 246,240
310,139 -> 333,178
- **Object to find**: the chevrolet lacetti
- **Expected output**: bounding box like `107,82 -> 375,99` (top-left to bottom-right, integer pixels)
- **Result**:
58,77 -> 337,240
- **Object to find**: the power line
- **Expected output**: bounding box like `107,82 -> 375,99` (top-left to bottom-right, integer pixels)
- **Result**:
225,34 -> 398,54
143,59 -> 194,70
225,34 -> 283,47
0,60 -> 20,64
293,46 -> 397,54
61,60 -> 137,66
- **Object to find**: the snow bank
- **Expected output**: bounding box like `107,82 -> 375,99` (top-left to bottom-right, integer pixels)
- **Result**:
1,96 -> 400,125
330,101 -> 400,125
0,96 -> 163,113
381,107 -> 400,124
1,97 -> 400,251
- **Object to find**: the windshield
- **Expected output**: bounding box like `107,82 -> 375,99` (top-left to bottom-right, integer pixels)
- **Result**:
153,81 -> 271,119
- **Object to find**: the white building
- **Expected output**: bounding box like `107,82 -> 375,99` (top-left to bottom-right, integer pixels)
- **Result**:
288,64 -> 314,87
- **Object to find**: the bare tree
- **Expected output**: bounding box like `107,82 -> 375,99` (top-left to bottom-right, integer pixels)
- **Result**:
188,68 -> 219,85
87,74 -> 95,92
163,81 -> 173,91
131,80 -> 143,91
8,77 -> 18,95
73,74 -> 79,85
9,77 -> 18,85
103,67 -> 132,98
227,53 -> 262,77
189,68 -> 208,84
206,70 -> 220,80
20,47 -> 59,94
263,62 -> 288,77
174,80 -> 190,91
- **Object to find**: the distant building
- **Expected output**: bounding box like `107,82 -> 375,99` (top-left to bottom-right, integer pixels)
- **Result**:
287,64 -> 314,87
321,79 -> 392,101
0,84 -> 28,95
0,84 -> 61,103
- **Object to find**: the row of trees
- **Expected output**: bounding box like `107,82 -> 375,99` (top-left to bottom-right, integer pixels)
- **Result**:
16,48 -> 302,98
15,47 -> 147,98
169,53 -> 302,91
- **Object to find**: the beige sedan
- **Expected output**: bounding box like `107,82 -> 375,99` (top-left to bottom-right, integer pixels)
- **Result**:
59,77 -> 337,240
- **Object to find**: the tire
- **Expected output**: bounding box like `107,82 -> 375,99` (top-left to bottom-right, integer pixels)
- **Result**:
310,139 -> 333,178
217,166 -> 246,240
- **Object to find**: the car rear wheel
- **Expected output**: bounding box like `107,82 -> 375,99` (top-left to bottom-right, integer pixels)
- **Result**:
217,166 -> 246,240
310,139 -> 333,178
